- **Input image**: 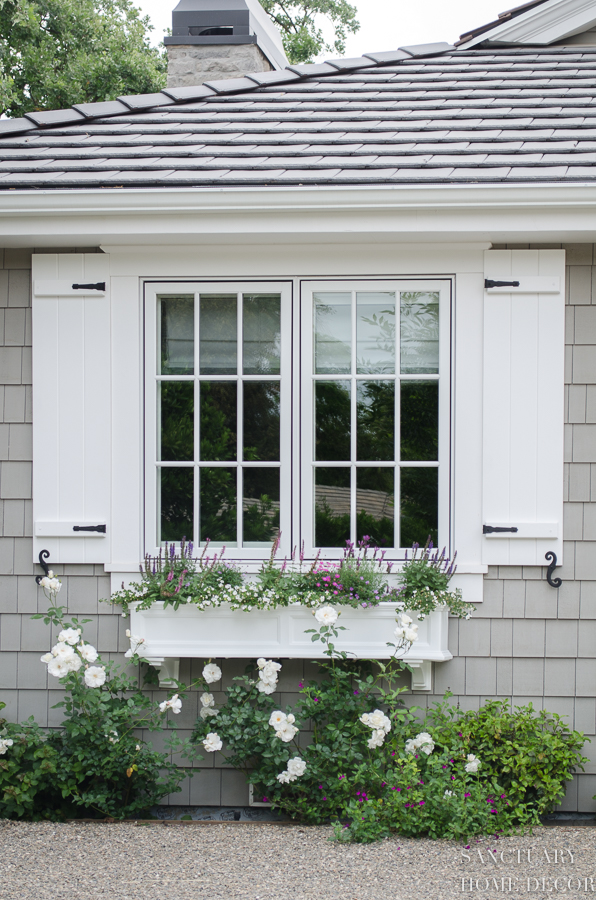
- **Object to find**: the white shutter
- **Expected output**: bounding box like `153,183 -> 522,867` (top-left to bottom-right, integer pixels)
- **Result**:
32,254 -> 111,564
482,249 -> 565,566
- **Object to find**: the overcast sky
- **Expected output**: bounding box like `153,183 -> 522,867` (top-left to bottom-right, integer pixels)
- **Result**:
135,0 -> 507,53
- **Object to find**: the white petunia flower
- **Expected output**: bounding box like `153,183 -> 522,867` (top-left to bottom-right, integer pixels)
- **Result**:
314,606 -> 338,626
40,652 -> 53,664
269,710 -> 287,729
58,628 -> 81,646
200,692 -> 215,708
78,643 -> 98,663
159,693 -> 182,715
287,757 -> 306,778
51,642 -> 76,662
48,657 -> 72,678
465,754 -> 481,774
203,663 -> 222,684
84,666 -> 106,688
203,732 -> 223,753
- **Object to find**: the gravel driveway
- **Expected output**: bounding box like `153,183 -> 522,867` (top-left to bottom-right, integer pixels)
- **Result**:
1,821 -> 595,899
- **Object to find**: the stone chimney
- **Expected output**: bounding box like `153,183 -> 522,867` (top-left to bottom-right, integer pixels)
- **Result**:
165,0 -> 289,88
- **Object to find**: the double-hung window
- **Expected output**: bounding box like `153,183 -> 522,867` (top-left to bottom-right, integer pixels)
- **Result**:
145,278 -> 450,562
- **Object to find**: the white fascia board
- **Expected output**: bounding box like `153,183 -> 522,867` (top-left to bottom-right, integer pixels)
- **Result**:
458,0 -> 596,48
2,183 -> 596,246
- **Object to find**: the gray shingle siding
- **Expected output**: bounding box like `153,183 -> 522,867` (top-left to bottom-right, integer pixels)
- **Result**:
0,240 -> 594,810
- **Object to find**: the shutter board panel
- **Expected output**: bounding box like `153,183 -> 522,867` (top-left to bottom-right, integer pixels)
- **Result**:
32,254 -> 111,564
482,250 -> 565,566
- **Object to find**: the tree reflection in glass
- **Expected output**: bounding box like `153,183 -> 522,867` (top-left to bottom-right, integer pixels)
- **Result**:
243,382 -> 280,462
401,381 -> 438,462
160,467 -> 193,543
357,381 -> 395,462
357,467 -> 395,547
200,467 -> 237,545
400,292 -> 439,374
200,382 -> 237,462
315,381 -> 350,461
159,295 -> 194,375
315,467 -> 351,548
400,467 -> 438,548
159,382 -> 193,462
243,294 -> 281,375
314,293 -> 351,374
356,292 -> 396,374
200,294 -> 237,375
243,468 -> 280,545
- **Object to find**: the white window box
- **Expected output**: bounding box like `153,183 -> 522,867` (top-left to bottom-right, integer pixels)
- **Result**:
130,602 -> 452,692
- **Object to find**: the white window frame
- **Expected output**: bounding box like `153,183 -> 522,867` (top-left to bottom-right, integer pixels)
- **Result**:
300,279 -> 453,561
144,280 -> 293,562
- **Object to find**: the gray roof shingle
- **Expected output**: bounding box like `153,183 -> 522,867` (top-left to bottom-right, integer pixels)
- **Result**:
3,46 -> 596,189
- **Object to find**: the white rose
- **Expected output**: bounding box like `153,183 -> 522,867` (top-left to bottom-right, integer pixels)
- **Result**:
405,627 -> 419,643
67,655 -> 82,673
287,757 -> 306,778
49,578 -> 61,593
399,613 -> 413,626
199,707 -> 219,719
367,710 -> 391,733
47,657 -> 71,678
159,693 -> 182,714
51,642 -> 76,662
367,730 -> 386,749
360,713 -> 373,728
286,714 -> 295,725
0,739 -> 14,755
257,681 -> 275,695
124,634 -> 146,658
78,643 -> 98,663
203,663 -> 222,684
394,625 -> 406,641
444,790 -> 454,798
84,666 -> 106,688
58,628 -> 81,646
277,771 -> 294,784
203,732 -> 223,753
314,606 -> 338,626
200,693 -> 215,708
269,710 -> 287,729
465,754 -> 481,774
126,629 -> 131,638
276,723 -> 298,743
40,652 -> 53,664
257,658 -> 266,668
405,738 -> 418,754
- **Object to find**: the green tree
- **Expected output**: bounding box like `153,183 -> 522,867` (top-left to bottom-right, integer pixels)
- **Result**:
0,0 -> 166,117
261,0 -> 359,64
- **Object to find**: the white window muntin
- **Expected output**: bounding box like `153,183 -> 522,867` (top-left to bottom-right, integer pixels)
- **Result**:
144,281 -> 293,561
300,279 -> 452,560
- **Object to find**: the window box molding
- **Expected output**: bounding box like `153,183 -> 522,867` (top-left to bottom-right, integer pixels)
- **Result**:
130,602 -> 452,692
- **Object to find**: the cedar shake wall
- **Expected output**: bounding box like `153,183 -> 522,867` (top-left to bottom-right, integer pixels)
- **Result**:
1,244 -> 595,810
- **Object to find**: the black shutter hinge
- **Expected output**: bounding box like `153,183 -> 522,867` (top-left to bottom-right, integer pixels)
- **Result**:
484,279 -> 521,289
71,282 -> 106,291
483,525 -> 519,534
73,524 -> 107,533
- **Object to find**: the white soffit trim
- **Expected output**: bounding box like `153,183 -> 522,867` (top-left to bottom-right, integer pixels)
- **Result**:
459,0 -> 596,48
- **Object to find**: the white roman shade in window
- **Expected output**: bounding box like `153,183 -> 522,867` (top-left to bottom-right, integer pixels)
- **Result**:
482,249 -> 565,566
32,254 -> 111,564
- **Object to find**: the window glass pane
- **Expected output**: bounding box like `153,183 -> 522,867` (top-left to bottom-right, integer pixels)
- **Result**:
315,381 -> 351,461
159,295 -> 194,375
200,467 -> 237,545
200,382 -> 237,462
357,381 -> 395,462
401,382 -> 438,462
400,467 -> 438,548
199,294 -> 237,374
159,382 -> 194,462
243,468 -> 280,546
243,382 -> 280,462
159,467 -> 193,543
357,467 -> 395,548
400,291 -> 439,374
315,467 -> 351,548
314,292 -> 351,374
356,292 -> 396,374
243,294 -> 281,375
